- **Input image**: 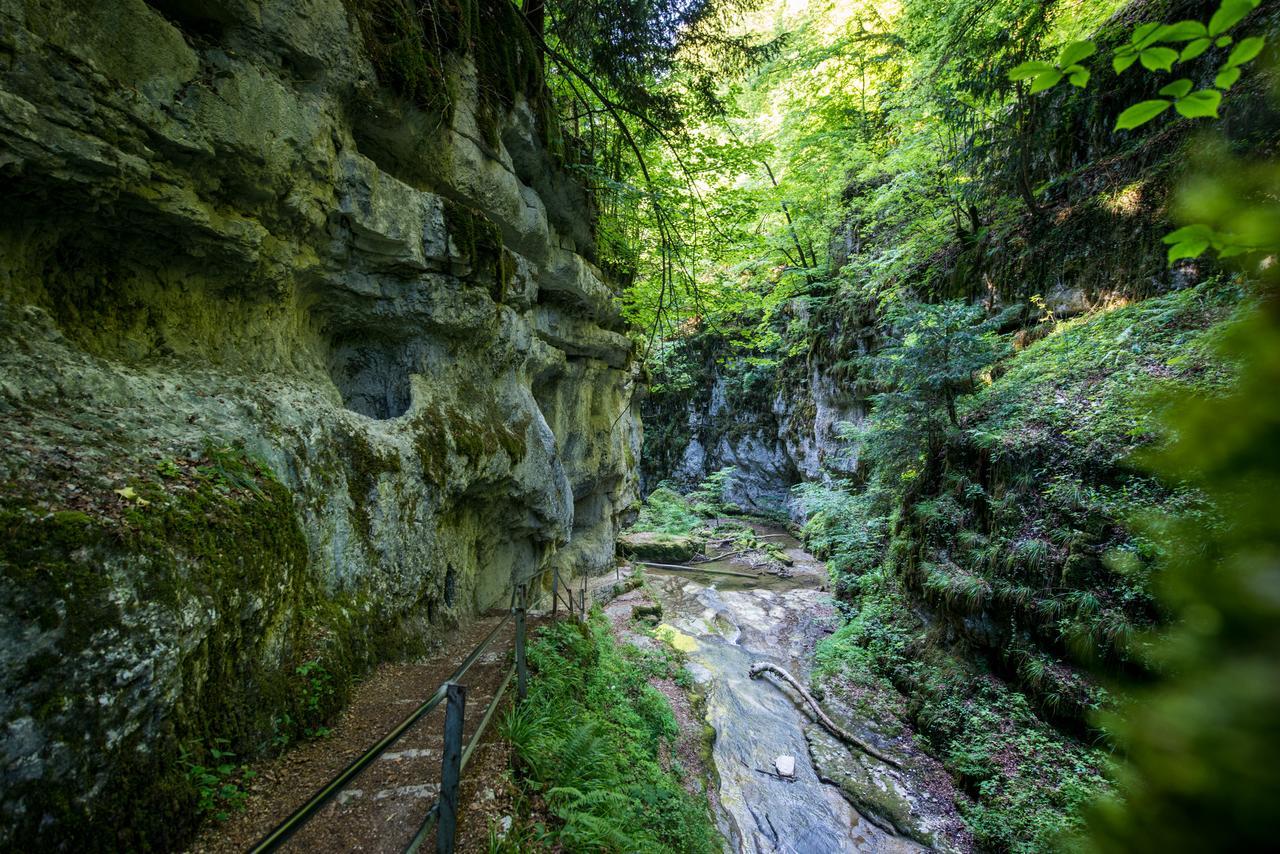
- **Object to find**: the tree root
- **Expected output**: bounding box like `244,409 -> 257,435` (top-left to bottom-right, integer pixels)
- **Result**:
748,662 -> 902,769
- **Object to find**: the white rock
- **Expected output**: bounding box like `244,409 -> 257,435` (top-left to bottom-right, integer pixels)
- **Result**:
776,755 -> 796,778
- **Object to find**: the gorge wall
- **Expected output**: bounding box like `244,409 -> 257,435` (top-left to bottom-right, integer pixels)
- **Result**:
0,0 -> 638,848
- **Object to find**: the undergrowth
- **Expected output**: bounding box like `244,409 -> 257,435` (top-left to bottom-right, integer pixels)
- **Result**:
631,468 -> 741,535
496,614 -> 717,853
802,279 -> 1246,851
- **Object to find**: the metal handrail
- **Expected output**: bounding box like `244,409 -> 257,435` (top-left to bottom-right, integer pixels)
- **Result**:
403,664 -> 515,854
247,562 -> 582,854
247,610 -> 513,853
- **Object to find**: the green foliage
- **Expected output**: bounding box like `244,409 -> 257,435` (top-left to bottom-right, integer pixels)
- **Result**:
812,561 -> 1110,852
181,739 -> 256,823
858,300 -> 1010,491
632,485 -> 705,535
502,616 -> 718,853
687,467 -> 737,515
800,277 -> 1247,849
1077,123 -> 1280,850
1009,0 -> 1264,134
295,660 -> 336,740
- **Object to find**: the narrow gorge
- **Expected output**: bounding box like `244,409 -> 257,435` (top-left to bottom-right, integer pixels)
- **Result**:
2,0 -> 1278,852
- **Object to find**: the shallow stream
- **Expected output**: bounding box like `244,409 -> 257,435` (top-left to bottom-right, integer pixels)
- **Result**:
645,526 -> 921,854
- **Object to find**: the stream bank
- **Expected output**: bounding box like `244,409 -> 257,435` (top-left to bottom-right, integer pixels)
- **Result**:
623,521 -> 969,853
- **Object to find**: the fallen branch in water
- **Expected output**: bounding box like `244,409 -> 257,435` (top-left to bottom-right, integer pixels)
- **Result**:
637,561 -> 760,579
748,662 -> 901,769
694,549 -> 746,562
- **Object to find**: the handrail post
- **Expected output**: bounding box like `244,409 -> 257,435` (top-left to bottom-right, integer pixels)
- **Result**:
437,683 -> 466,854
515,584 -> 528,702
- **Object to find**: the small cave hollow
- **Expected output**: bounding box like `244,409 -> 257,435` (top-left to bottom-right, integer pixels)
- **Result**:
327,336 -> 414,420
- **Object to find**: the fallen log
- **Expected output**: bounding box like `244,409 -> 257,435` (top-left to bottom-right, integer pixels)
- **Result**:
637,561 -> 761,580
695,549 -> 747,562
748,662 -> 902,769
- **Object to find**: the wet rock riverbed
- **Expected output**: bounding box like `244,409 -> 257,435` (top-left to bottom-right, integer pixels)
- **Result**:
642,526 -> 924,854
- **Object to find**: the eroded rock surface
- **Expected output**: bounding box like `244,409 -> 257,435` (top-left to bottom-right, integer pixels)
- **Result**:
0,1 -> 637,848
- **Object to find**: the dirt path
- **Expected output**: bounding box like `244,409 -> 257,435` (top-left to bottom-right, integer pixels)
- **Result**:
187,611 -> 527,854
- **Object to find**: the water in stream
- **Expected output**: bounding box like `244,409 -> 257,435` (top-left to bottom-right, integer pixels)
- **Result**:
644,529 -> 923,854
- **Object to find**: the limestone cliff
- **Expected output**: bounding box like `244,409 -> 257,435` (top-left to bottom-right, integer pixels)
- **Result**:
0,0 -> 638,848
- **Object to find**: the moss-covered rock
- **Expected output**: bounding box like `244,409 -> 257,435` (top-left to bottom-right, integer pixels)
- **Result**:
618,531 -> 706,563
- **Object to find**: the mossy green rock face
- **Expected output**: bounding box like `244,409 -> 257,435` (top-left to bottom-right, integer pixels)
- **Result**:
0,0 -> 638,849
619,531 -> 706,563
805,726 -> 934,848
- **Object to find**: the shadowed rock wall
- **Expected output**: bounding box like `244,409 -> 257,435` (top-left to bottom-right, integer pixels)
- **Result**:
0,0 -> 639,847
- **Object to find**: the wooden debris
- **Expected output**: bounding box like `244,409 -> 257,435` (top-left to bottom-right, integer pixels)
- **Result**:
748,661 -> 901,769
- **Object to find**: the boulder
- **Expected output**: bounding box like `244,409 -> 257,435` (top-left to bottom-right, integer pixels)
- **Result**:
618,531 -> 705,563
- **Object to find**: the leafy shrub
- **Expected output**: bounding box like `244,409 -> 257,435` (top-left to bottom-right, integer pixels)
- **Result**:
687,467 -> 738,515
181,739 -> 256,822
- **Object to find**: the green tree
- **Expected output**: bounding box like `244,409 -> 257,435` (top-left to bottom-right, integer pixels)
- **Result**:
861,301 -> 1009,488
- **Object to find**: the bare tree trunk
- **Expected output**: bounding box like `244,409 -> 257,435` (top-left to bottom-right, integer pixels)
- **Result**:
523,0 -> 545,45
748,662 -> 902,768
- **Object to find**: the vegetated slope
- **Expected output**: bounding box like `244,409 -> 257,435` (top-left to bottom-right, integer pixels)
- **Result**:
642,0 -> 1280,506
497,614 -> 719,852
0,0 -> 637,848
631,1 -> 1278,849
803,280 -> 1244,850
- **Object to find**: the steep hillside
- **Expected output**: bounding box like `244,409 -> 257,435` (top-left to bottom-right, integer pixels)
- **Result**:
633,0 -> 1278,848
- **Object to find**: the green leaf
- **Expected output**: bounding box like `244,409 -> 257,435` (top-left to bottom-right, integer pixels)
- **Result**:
1155,21 -> 1208,43
1114,52 -> 1140,73
1227,36 -> 1265,67
1181,38 -> 1213,61
1057,40 -> 1097,68
1209,0 -> 1260,38
1140,47 -> 1179,71
1159,79 -> 1194,98
1216,35 -> 1234,47
1068,68 -> 1091,88
1163,224 -> 1216,245
1009,60 -> 1055,81
1216,66 -> 1242,89
1131,22 -> 1162,48
1115,99 -> 1172,130
1030,69 -> 1064,93
1174,89 -> 1223,118
1168,240 -> 1210,263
